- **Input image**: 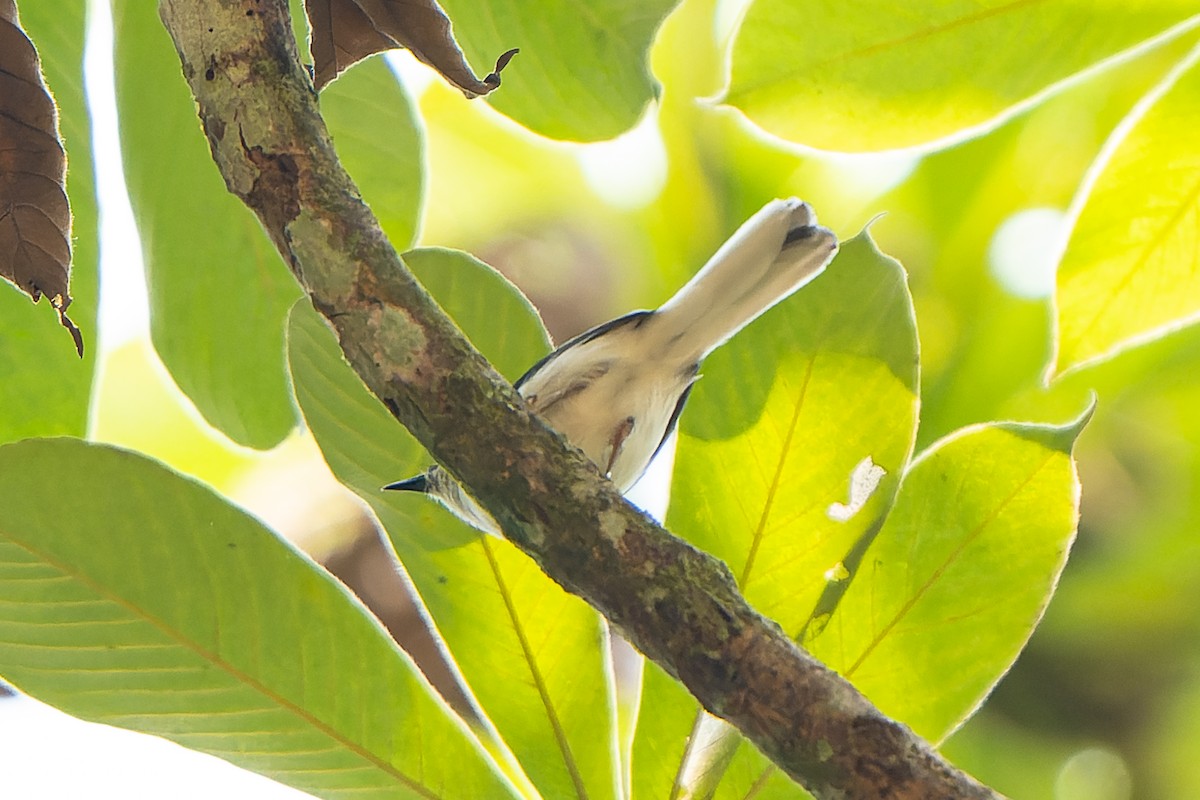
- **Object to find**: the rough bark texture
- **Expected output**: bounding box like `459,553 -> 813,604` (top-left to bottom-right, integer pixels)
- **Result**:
157,1 -> 1002,797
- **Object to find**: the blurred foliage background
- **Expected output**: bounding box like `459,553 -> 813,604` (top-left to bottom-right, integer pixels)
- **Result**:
4,0 -> 1200,797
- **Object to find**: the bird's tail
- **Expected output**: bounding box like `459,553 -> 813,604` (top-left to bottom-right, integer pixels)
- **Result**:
651,199 -> 838,364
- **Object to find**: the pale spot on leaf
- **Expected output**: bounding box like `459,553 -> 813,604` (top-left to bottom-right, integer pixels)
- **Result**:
824,561 -> 849,582
827,456 -> 886,522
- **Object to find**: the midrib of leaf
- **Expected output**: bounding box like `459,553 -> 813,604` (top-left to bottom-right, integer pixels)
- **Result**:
665,359 -> 818,800
0,529 -> 445,800
843,451 -> 1055,677
729,451 -> 1057,799
738,357 -> 816,587
1067,175 -> 1200,353
667,707 -> 705,800
732,446 -> 1060,797
481,536 -> 591,800
741,766 -> 773,800
734,0 -> 1047,95
562,0 -> 637,64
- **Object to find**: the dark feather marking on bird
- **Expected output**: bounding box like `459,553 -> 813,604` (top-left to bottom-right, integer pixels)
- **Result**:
515,310 -> 655,390
532,361 -> 612,415
641,381 -> 696,479
783,224 -> 821,247
606,416 -> 636,475
666,327 -> 691,347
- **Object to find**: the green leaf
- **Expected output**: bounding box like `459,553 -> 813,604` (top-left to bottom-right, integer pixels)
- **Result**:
725,1 -> 1200,151
810,417 -> 1086,740
434,0 -> 676,141
632,230 -> 920,798
627,663 -> 703,800
288,248 -> 623,800
1053,42 -> 1200,375
112,0 -> 301,448
321,56 -> 424,251
0,0 -> 97,443
0,438 -> 517,800
703,414 -> 1087,798
673,229 -> 919,634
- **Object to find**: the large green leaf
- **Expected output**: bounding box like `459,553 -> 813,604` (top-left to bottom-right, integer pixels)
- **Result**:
110,4 -> 424,448
288,248 -> 622,800
0,0 -> 97,443
434,0 -> 676,141
320,56 -> 424,251
111,0 -> 300,448
1053,42 -> 1200,376
0,437 -> 517,800
630,231 -> 920,798
706,416 -> 1086,798
725,0 -> 1200,151
671,230 -> 919,627
821,418 -> 1084,732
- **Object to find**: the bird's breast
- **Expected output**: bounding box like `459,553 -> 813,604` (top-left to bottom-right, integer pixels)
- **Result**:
528,360 -> 692,492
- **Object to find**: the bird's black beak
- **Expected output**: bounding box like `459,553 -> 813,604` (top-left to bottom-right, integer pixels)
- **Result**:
383,475 -> 428,492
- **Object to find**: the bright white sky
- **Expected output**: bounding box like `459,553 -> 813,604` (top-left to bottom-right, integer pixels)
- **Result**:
86,0 -> 146,352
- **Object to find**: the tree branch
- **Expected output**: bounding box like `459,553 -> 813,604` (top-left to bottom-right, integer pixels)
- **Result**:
157,1 -> 1000,797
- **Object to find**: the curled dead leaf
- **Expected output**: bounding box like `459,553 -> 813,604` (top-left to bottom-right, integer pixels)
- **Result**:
306,0 -> 517,97
484,48 -> 519,88
0,0 -> 82,356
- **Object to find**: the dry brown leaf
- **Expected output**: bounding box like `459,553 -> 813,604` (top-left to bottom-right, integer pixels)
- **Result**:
308,0 -> 394,89
0,0 -> 82,356
307,0 -> 517,96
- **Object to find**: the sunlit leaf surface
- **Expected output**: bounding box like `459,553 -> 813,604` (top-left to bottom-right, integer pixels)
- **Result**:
0,438 -> 517,800
321,55 -> 425,251
670,231 -> 919,628
112,0 -> 300,448
809,419 -> 1084,739
726,0 -> 1200,151
1054,43 -> 1200,375
433,0 -> 676,140
702,417 -> 1086,798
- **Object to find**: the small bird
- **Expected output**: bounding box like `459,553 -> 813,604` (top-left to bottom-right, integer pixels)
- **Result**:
385,198 -> 839,535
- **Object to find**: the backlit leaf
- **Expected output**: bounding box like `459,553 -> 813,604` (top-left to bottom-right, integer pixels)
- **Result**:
0,437 -> 518,800
702,416 -> 1088,798
320,55 -> 425,251
808,417 -> 1086,739
112,0 -> 301,448
1053,42 -> 1200,375
632,230 -> 920,798
433,0 -> 676,141
726,0 -> 1200,151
